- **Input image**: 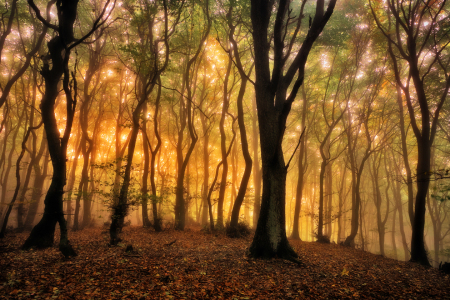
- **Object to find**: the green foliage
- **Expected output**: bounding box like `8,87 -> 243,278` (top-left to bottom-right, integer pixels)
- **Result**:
431,181 -> 450,202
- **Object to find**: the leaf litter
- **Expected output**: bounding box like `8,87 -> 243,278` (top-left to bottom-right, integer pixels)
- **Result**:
1,227 -> 449,299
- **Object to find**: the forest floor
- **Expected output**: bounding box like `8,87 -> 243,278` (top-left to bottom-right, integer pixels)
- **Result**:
0,226 -> 449,299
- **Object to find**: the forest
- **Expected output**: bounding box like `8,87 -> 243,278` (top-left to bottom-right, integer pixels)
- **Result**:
1,0 -> 450,298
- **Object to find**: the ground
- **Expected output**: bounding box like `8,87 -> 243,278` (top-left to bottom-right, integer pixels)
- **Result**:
0,226 -> 449,299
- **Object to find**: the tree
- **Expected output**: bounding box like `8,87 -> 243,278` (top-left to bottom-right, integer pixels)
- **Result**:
371,0 -> 450,266
222,0 -> 255,234
23,0 -> 113,257
173,0 -> 211,230
110,0 -> 181,243
248,0 -> 336,260
0,0 -> 48,114
343,63 -> 392,248
314,50 -> 347,242
290,84 -> 310,240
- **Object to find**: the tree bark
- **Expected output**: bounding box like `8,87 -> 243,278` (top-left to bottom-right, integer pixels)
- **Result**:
216,55 -> 232,229
24,134 -> 49,230
149,81 -> 162,231
249,0 -> 336,260
290,86 -> 308,240
23,0 -> 88,257
251,96 -> 261,228
227,13 -> 253,232
141,103 -> 152,227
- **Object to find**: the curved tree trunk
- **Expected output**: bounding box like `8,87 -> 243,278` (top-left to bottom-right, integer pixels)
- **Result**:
149,82 -> 162,231
228,77 -> 252,231
110,96 -> 146,244
174,5 -> 211,230
216,55 -> 232,229
227,17 -> 253,231
23,0 -> 81,257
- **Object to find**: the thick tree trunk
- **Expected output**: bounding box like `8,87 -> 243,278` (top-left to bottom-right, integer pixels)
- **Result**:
410,139 -> 431,265
248,132 -> 296,258
248,86 -> 297,258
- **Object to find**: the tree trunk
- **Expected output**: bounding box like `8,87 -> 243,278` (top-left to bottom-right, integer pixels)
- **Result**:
1,108 -> 23,209
326,163 -> 332,237
200,114 -> 209,226
23,36 -> 77,256
248,124 -> 296,258
410,138 -> 431,265
290,86 -> 307,240
0,113 -> 37,237
251,95 -> 261,228
24,136 -> 49,231
228,21 -> 253,231
23,0 -> 80,257
66,134 -> 81,229
141,103 -> 152,227
391,207 -> 398,260
110,95 -> 147,243
216,55 -> 232,229
344,154 -> 369,247
149,82 -> 163,232
228,140 -> 238,223
318,159 -> 327,239
174,11 -> 210,229
392,155 -> 410,260
395,86 -> 414,226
